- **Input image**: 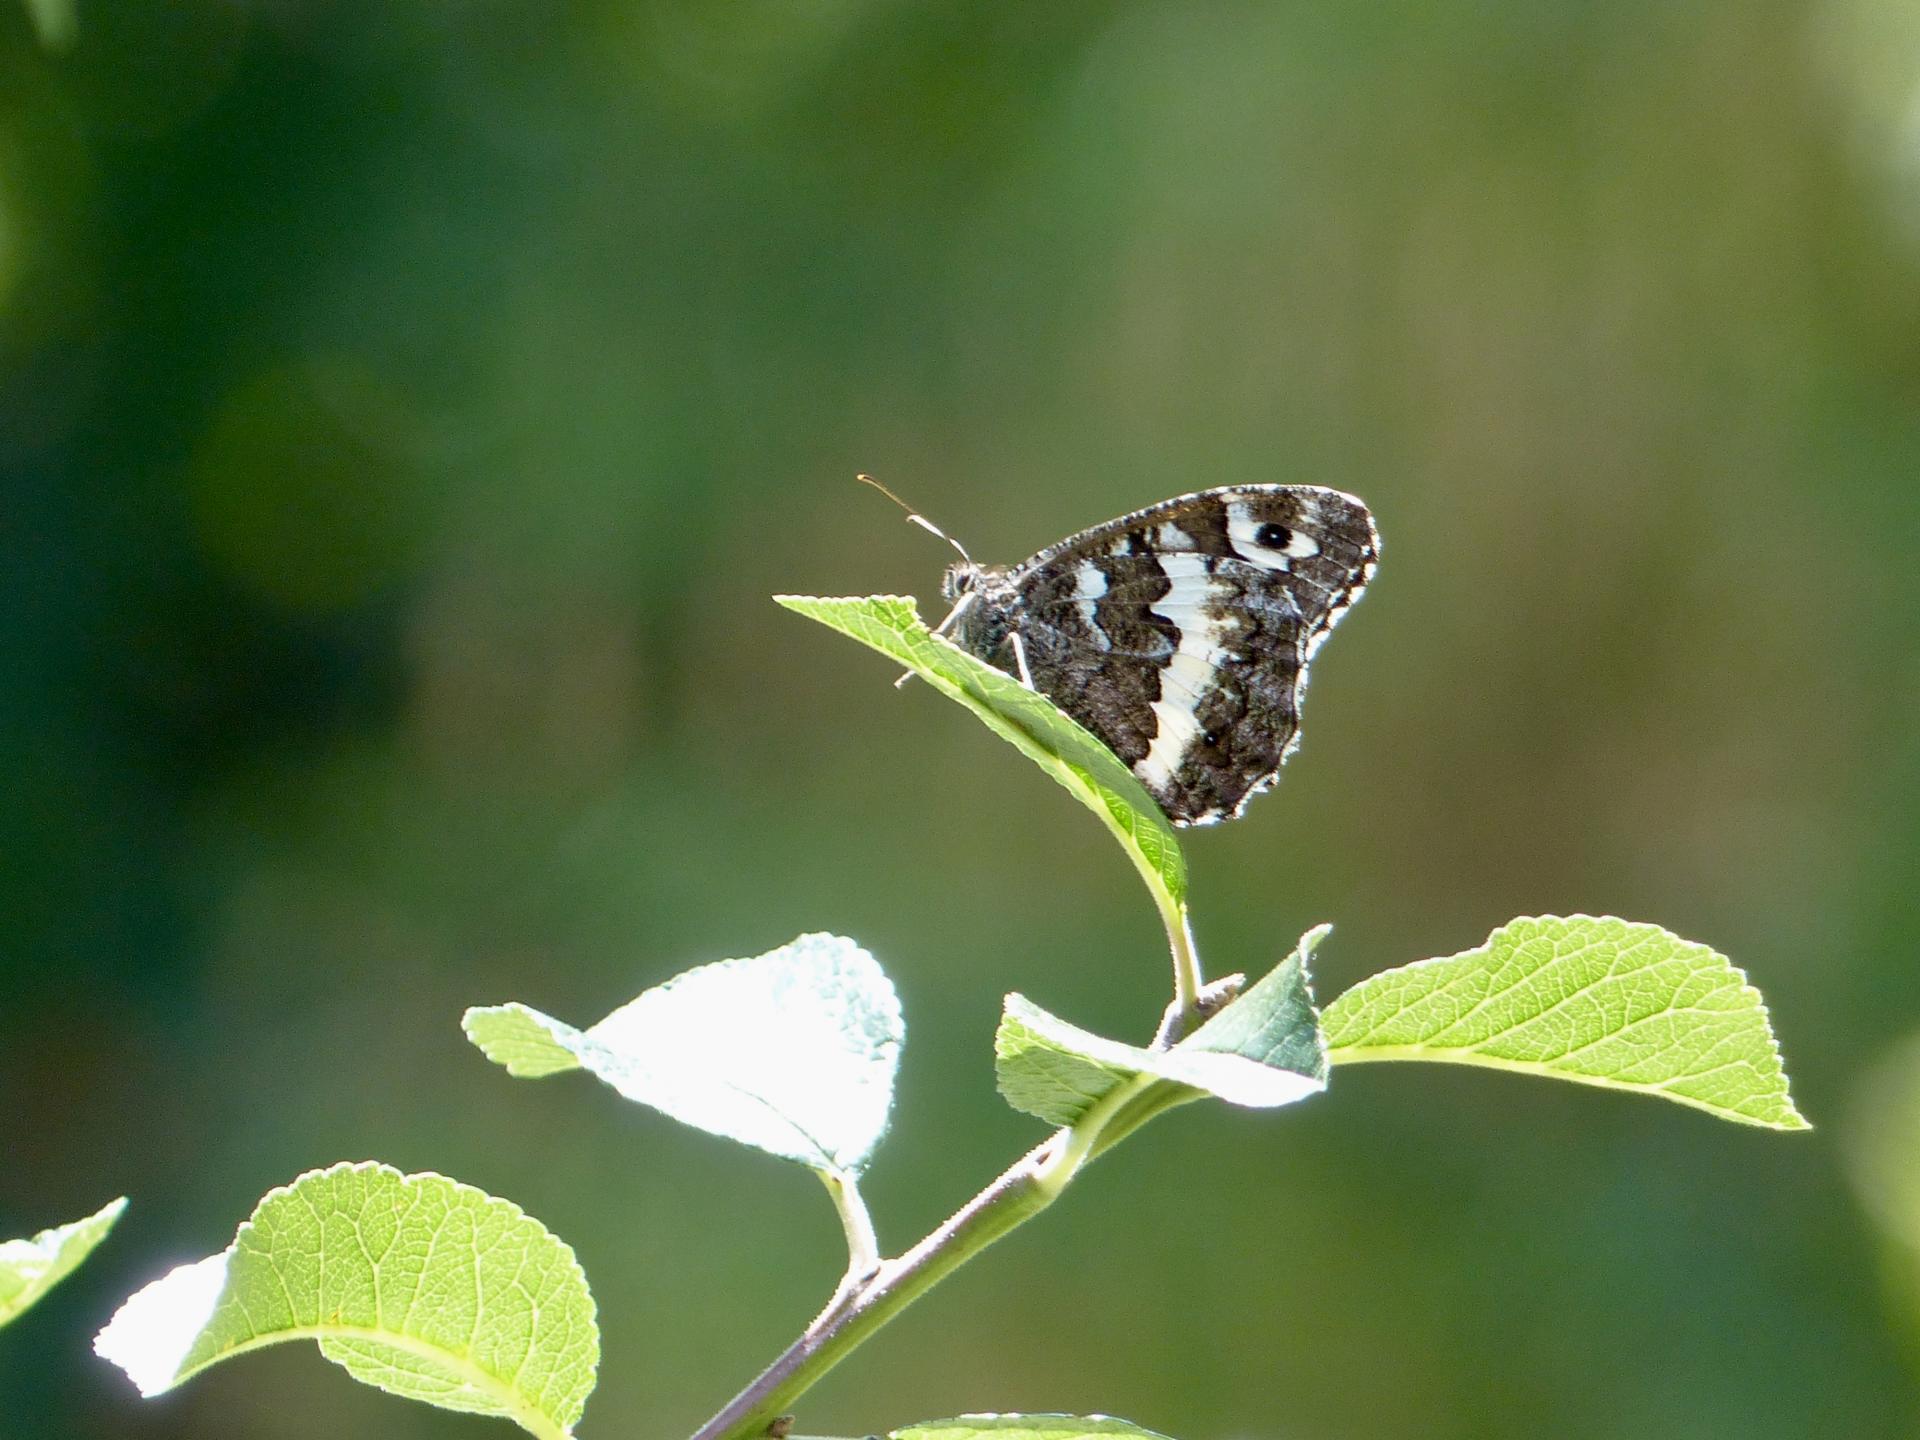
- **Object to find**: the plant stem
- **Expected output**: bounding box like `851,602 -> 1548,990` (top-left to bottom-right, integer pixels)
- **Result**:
1157,893 -> 1202,1022
686,1075 -> 1158,1440
686,1141 -> 1056,1440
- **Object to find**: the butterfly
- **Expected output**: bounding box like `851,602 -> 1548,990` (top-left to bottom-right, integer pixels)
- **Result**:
928,485 -> 1379,827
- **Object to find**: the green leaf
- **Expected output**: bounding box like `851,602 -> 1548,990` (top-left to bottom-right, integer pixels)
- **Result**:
776,595 -> 1187,911
1181,922 -> 1332,1082
996,928 -> 1330,1126
895,1416 -> 1176,1440
464,932 -> 903,1174
462,1002 -> 582,1078
1322,915 -> 1807,1130
995,1001 -> 1152,1127
94,1164 -> 597,1440
0,1197 -> 127,1329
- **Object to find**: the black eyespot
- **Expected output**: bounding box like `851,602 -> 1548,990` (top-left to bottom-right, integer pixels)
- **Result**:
1254,522 -> 1293,551
1203,728 -> 1223,747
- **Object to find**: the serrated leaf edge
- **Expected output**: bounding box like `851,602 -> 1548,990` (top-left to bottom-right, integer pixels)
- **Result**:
0,1195 -> 129,1328
95,1161 -> 596,1438
463,937 -> 904,1173
1324,914 -> 1808,1131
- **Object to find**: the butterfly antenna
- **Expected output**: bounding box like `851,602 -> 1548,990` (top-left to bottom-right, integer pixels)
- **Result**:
856,473 -> 973,566
857,474 -> 973,692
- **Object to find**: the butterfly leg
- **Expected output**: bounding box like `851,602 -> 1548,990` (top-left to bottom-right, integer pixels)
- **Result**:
1010,631 -> 1035,689
898,592 -> 979,688
930,591 -> 974,639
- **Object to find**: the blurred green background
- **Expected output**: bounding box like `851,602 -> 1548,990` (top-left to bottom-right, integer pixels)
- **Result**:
5,2 -> 1920,1436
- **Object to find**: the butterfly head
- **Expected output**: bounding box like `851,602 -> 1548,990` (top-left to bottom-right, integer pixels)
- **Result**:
940,562 -> 986,601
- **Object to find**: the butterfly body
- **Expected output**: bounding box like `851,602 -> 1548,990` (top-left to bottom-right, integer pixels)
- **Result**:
937,485 -> 1378,827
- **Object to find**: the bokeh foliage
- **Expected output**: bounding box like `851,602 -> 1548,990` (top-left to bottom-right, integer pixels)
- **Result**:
4,3 -> 1920,1437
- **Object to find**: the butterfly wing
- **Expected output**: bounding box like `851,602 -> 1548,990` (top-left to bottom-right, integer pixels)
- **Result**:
964,485 -> 1378,826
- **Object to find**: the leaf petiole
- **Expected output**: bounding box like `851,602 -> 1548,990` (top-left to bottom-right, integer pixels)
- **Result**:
817,1169 -> 882,1298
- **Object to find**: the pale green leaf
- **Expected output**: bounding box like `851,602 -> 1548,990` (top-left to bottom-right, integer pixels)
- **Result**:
0,1197 -> 127,1329
996,928 -> 1329,1126
463,1003 -> 582,1078
94,1163 -> 597,1440
1181,922 -> 1331,1082
776,595 -> 1187,910
995,1000 -> 1150,1126
1323,914 -> 1807,1129
895,1415 -> 1176,1440
464,932 -> 903,1174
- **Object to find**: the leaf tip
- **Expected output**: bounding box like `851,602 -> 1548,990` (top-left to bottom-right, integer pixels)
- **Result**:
462,1002 -> 583,1078
1323,914 -> 1806,1130
95,1252 -> 232,1397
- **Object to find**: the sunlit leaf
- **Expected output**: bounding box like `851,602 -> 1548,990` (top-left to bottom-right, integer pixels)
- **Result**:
995,1000 -> 1150,1127
462,1003 -> 579,1078
895,1415 -> 1176,1440
0,1197 -> 127,1329
465,933 -> 903,1174
1323,915 -> 1807,1129
1180,922 -> 1331,1081
776,595 -> 1187,911
94,1164 -> 596,1440
996,928 -> 1329,1126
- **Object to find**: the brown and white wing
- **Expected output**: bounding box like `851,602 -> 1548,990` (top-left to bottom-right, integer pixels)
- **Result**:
1002,485 -> 1378,825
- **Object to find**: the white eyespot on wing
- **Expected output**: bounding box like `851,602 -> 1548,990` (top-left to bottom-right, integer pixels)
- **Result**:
1227,500 -> 1320,568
